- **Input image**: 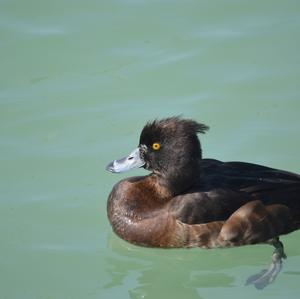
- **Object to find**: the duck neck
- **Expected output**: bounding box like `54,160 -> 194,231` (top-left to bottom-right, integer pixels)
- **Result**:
157,159 -> 202,196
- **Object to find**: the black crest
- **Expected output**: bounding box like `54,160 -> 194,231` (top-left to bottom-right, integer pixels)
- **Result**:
139,116 -> 209,146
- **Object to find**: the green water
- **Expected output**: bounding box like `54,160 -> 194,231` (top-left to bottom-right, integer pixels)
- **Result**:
1,1 -> 300,298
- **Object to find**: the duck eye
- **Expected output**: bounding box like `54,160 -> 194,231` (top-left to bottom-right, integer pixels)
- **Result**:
152,143 -> 161,151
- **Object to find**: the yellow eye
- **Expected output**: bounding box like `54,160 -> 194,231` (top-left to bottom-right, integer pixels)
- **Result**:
152,143 -> 161,150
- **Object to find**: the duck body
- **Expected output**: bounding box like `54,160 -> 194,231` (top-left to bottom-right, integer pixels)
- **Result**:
106,117 -> 300,249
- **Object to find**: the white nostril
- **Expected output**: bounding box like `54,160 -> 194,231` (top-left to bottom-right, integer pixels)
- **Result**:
128,156 -> 133,160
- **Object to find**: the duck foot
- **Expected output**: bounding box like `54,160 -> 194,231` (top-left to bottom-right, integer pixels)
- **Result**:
245,237 -> 286,289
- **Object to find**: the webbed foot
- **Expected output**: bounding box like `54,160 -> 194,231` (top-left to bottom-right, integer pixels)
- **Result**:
245,237 -> 286,289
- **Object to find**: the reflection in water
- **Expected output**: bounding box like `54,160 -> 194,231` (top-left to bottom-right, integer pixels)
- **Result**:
104,233 -> 239,299
103,232 -> 300,298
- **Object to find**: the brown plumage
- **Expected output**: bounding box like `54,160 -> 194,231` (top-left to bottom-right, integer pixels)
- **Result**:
106,117 -> 300,288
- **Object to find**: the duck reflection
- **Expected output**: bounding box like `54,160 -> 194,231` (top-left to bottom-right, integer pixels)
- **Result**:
104,233 -> 242,299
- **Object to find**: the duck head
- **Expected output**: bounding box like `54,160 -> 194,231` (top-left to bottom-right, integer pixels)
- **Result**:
106,117 -> 209,194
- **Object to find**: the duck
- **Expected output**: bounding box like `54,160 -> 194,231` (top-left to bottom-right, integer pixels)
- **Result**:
106,117 -> 300,289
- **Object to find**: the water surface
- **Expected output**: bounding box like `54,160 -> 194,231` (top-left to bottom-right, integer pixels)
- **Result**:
1,1 -> 300,298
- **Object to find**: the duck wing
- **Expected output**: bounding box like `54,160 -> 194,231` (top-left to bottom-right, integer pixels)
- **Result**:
200,159 -> 300,208
172,159 -> 300,225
